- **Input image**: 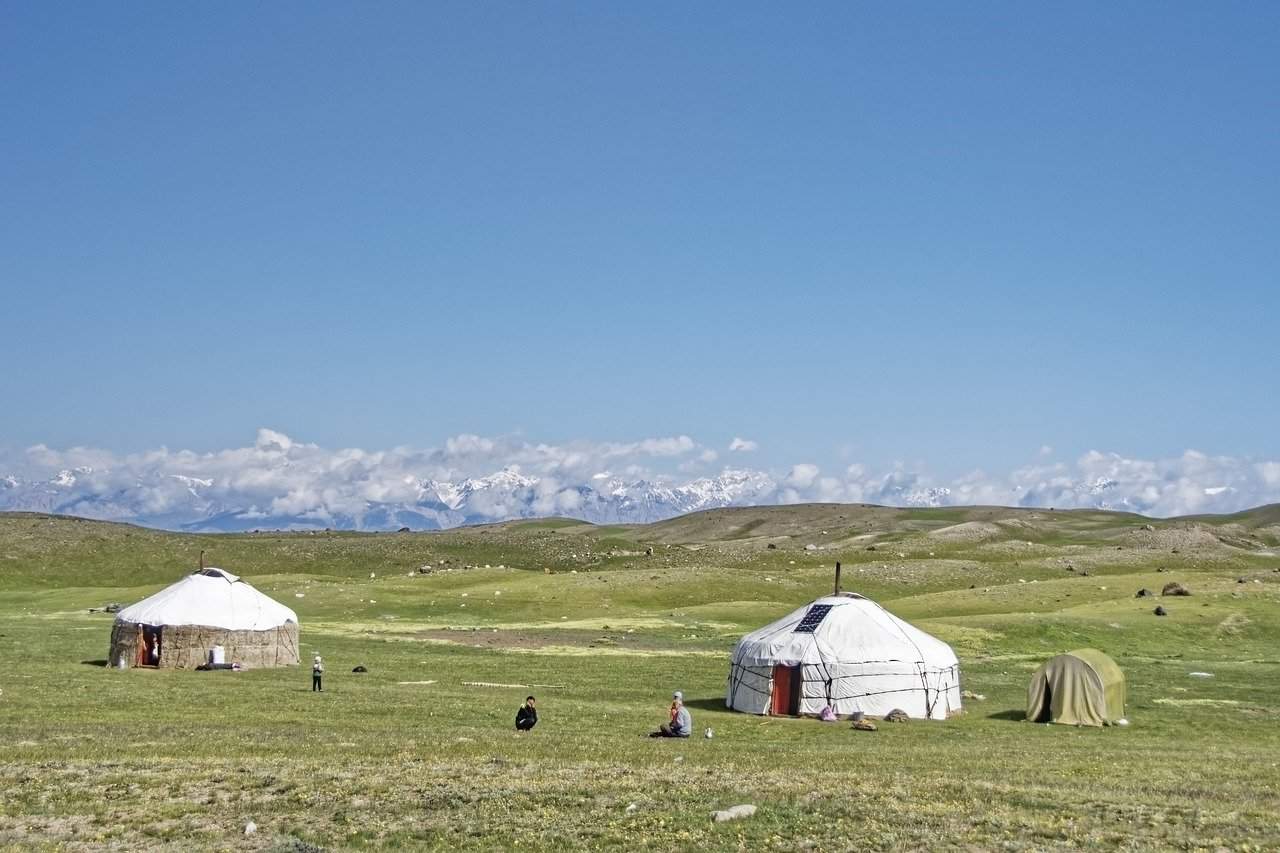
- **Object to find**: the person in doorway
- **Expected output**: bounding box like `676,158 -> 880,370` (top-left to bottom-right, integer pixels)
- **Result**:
650,691 -> 692,737
149,636 -> 160,666
515,696 -> 538,731
312,655 -> 324,692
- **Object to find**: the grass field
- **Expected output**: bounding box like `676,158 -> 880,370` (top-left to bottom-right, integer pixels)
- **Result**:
2,506 -> 1279,851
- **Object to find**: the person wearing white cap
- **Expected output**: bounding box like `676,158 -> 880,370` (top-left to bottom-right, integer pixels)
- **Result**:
650,690 -> 692,738
312,655 -> 324,692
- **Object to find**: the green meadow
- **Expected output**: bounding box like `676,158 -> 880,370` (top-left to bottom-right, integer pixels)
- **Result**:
2,506 -> 1279,851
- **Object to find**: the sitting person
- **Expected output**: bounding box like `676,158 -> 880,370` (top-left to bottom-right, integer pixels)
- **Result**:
515,695 -> 538,731
650,691 -> 692,738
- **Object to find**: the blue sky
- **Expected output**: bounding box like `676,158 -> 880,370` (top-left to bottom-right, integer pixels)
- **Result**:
3,2 -> 1277,483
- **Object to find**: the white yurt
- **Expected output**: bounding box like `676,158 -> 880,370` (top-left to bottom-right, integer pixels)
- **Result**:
726,592 -> 961,719
108,568 -> 300,669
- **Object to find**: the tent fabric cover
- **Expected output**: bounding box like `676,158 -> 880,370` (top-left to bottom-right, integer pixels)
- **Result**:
114,568 -> 298,631
726,593 -> 962,720
1026,648 -> 1125,727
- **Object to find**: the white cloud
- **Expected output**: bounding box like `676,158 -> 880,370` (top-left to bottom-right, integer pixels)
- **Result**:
626,436 -> 697,457
784,464 -> 820,489
729,437 -> 759,452
444,434 -> 495,456
3,432 -> 1280,526
678,448 -> 721,474
255,428 -> 295,453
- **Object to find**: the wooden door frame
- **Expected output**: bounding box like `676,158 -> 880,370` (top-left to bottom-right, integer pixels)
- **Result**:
140,624 -> 162,668
771,664 -> 802,716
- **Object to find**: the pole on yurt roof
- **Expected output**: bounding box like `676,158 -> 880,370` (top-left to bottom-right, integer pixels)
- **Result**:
199,550 -> 205,570
834,561 -> 842,595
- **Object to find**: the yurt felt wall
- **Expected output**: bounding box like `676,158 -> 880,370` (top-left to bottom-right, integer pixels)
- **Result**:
727,593 -> 962,720
107,567 -> 300,670
109,621 -> 300,669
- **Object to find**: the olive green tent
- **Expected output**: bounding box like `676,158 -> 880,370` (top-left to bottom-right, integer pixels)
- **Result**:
1026,648 -> 1125,727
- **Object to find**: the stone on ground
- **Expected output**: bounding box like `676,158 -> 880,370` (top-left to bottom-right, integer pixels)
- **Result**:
712,804 -> 757,823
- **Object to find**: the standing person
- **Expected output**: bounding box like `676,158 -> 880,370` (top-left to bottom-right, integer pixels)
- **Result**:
515,696 -> 538,731
312,655 -> 324,692
650,691 -> 692,738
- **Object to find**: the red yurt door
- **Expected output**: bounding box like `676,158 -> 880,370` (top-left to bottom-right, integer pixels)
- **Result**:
771,665 -> 800,715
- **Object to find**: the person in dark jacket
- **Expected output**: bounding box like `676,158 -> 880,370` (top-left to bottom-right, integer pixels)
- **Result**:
515,696 -> 537,731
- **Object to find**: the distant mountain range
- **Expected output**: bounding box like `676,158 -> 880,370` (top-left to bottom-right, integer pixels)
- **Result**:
0,464 -> 1159,533
0,466 -> 774,531
0,464 -> 976,532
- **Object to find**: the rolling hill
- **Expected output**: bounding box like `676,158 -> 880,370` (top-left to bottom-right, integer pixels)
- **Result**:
1,503 -> 1278,849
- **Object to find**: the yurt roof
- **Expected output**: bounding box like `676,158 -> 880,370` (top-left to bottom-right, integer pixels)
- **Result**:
114,568 -> 298,631
731,593 -> 957,668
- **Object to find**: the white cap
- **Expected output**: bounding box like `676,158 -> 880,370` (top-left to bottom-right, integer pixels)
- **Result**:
673,691 -> 683,701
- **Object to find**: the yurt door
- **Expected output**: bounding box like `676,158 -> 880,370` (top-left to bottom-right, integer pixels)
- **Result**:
142,625 -> 162,667
771,665 -> 801,716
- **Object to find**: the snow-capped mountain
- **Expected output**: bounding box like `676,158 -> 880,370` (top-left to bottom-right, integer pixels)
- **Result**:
0,467 -> 782,532
427,469 -> 538,511
0,457 -> 1269,529
594,470 -> 779,522
6,428 -> 1275,524
885,485 -> 952,508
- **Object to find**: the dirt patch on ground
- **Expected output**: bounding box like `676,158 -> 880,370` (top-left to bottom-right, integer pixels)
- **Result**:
411,628 -> 672,653
994,517 -> 1044,532
928,522 -> 1003,542
1216,612 -> 1252,637
0,815 -> 97,848
1125,524 -> 1233,552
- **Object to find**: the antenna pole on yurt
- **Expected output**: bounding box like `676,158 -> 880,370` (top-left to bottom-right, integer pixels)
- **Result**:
199,550 -> 205,570
834,561 -> 842,595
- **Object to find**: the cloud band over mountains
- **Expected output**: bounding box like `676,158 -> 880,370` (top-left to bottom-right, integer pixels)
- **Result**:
2,429 -> 1278,531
